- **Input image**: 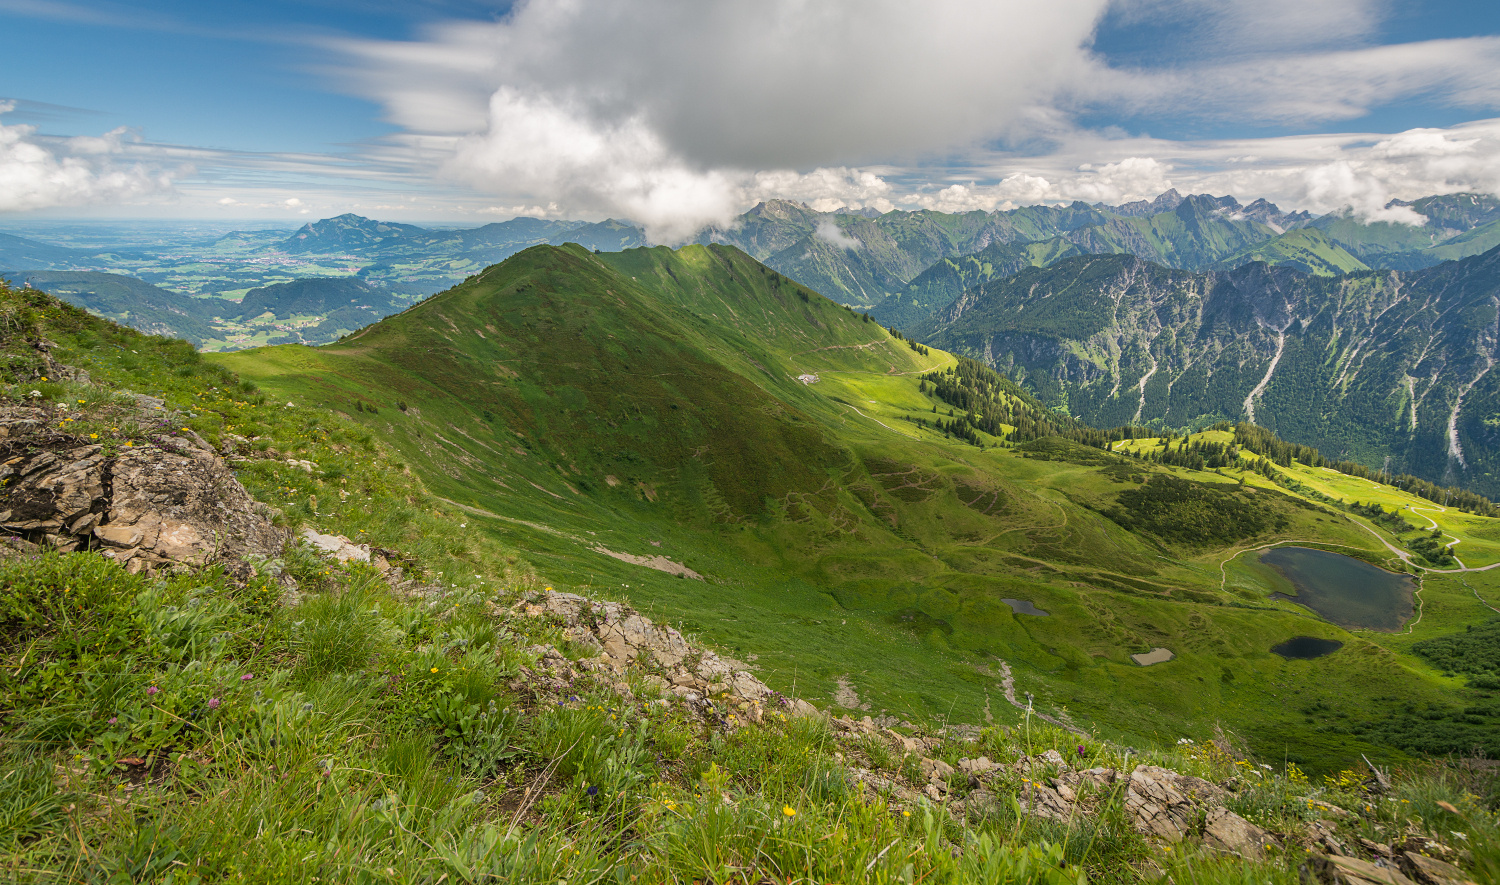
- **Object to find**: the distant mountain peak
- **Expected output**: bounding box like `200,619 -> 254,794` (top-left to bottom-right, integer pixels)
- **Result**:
1108,189 -> 1185,217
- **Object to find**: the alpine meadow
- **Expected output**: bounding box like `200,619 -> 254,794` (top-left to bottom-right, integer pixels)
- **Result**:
5,1 -> 1500,883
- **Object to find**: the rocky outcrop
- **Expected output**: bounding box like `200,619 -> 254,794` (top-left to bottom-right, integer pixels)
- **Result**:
0,406 -> 284,575
517,590 -> 818,726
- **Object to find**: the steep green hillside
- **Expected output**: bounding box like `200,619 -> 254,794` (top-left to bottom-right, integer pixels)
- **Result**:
217,243 -> 1500,772
11,270 -> 218,344
234,276 -> 407,321
872,238 -> 1085,329
0,231 -> 91,271
1214,228 -> 1369,276
919,247 -> 1500,498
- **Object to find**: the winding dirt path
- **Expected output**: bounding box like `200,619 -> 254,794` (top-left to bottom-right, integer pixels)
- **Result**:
995,660 -> 1087,736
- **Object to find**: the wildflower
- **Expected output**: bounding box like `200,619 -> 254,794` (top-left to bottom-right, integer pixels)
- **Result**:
587,785 -> 599,797
1077,744 -> 1086,757
902,810 -> 911,818
90,433 -> 98,439
782,805 -> 796,817
207,697 -> 221,709
241,673 -> 254,681
430,667 -> 439,673
107,717 -> 118,724
146,686 -> 159,696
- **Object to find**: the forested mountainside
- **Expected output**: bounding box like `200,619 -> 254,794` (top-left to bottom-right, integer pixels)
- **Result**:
916,246 -> 1500,496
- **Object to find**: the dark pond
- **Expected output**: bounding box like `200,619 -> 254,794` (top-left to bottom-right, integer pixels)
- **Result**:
1002,598 -> 1049,616
1258,546 -> 1414,632
1271,636 -> 1344,660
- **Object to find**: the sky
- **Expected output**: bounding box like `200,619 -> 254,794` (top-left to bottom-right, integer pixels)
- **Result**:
2,0 -> 1500,240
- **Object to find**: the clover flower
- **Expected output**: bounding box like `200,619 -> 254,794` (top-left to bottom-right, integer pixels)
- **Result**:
146,686 -> 159,696
207,697 -> 221,709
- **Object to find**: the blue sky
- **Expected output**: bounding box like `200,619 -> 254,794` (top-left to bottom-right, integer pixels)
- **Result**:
2,0 -> 1499,238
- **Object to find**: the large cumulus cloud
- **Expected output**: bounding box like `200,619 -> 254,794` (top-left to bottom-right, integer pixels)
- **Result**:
0,103 -> 178,212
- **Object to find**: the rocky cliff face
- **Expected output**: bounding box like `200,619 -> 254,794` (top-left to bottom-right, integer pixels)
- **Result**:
919,248 -> 1500,494
0,404 -> 284,574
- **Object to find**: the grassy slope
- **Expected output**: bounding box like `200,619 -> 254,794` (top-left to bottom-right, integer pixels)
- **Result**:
1215,229 -> 1370,276
5,280 -> 1500,884
217,244 -> 1499,771
872,238 -> 1086,331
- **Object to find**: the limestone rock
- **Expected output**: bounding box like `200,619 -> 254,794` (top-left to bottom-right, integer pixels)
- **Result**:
300,527 -> 372,563
1202,806 -> 1280,859
0,406 -> 285,575
1019,781 -> 1074,821
920,758 -> 955,782
958,756 -> 998,775
1401,852 -> 1479,885
1124,765 -> 1226,842
1309,854 -> 1417,885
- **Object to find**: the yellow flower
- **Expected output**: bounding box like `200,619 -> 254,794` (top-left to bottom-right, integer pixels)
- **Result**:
902,810 -> 911,818
90,433 -> 98,439
782,805 -> 796,817
430,667 -> 439,673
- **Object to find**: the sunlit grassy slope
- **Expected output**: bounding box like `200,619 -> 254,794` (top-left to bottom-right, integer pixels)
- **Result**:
218,243 -> 1500,770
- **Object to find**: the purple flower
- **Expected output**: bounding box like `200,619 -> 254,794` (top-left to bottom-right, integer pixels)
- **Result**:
107,717 -> 118,724
586,785 -> 599,797
241,673 -> 254,681
146,686 -> 159,696
1077,745 -> 1086,757
207,697 -> 222,709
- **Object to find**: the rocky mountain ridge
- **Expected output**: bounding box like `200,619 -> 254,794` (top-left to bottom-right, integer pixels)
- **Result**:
918,246 -> 1500,494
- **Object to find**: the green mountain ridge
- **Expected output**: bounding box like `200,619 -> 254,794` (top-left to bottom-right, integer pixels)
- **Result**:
213,242 -> 1500,772
1212,228 -> 1369,276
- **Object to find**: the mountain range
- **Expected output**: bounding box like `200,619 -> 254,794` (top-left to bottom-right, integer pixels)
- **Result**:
915,246 -> 1500,496
10,191 -> 1500,498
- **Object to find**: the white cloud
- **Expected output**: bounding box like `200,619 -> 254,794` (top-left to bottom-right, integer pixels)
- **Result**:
0,103 -> 179,212
904,157 -> 1175,212
338,0 -> 1111,240
940,120 -> 1500,224
814,220 -> 862,250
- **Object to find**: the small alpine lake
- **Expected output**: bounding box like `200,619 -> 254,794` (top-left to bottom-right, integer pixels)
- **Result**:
1271,636 -> 1344,660
1257,546 -> 1415,633
1001,598 -> 1049,616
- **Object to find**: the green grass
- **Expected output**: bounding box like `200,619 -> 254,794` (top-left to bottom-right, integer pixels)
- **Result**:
4,277 -> 1500,883
204,244 -> 1500,771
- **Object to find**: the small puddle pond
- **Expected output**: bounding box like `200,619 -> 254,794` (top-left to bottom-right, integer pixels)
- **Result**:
1002,598 -> 1049,616
1257,546 -> 1414,632
1271,636 -> 1344,660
